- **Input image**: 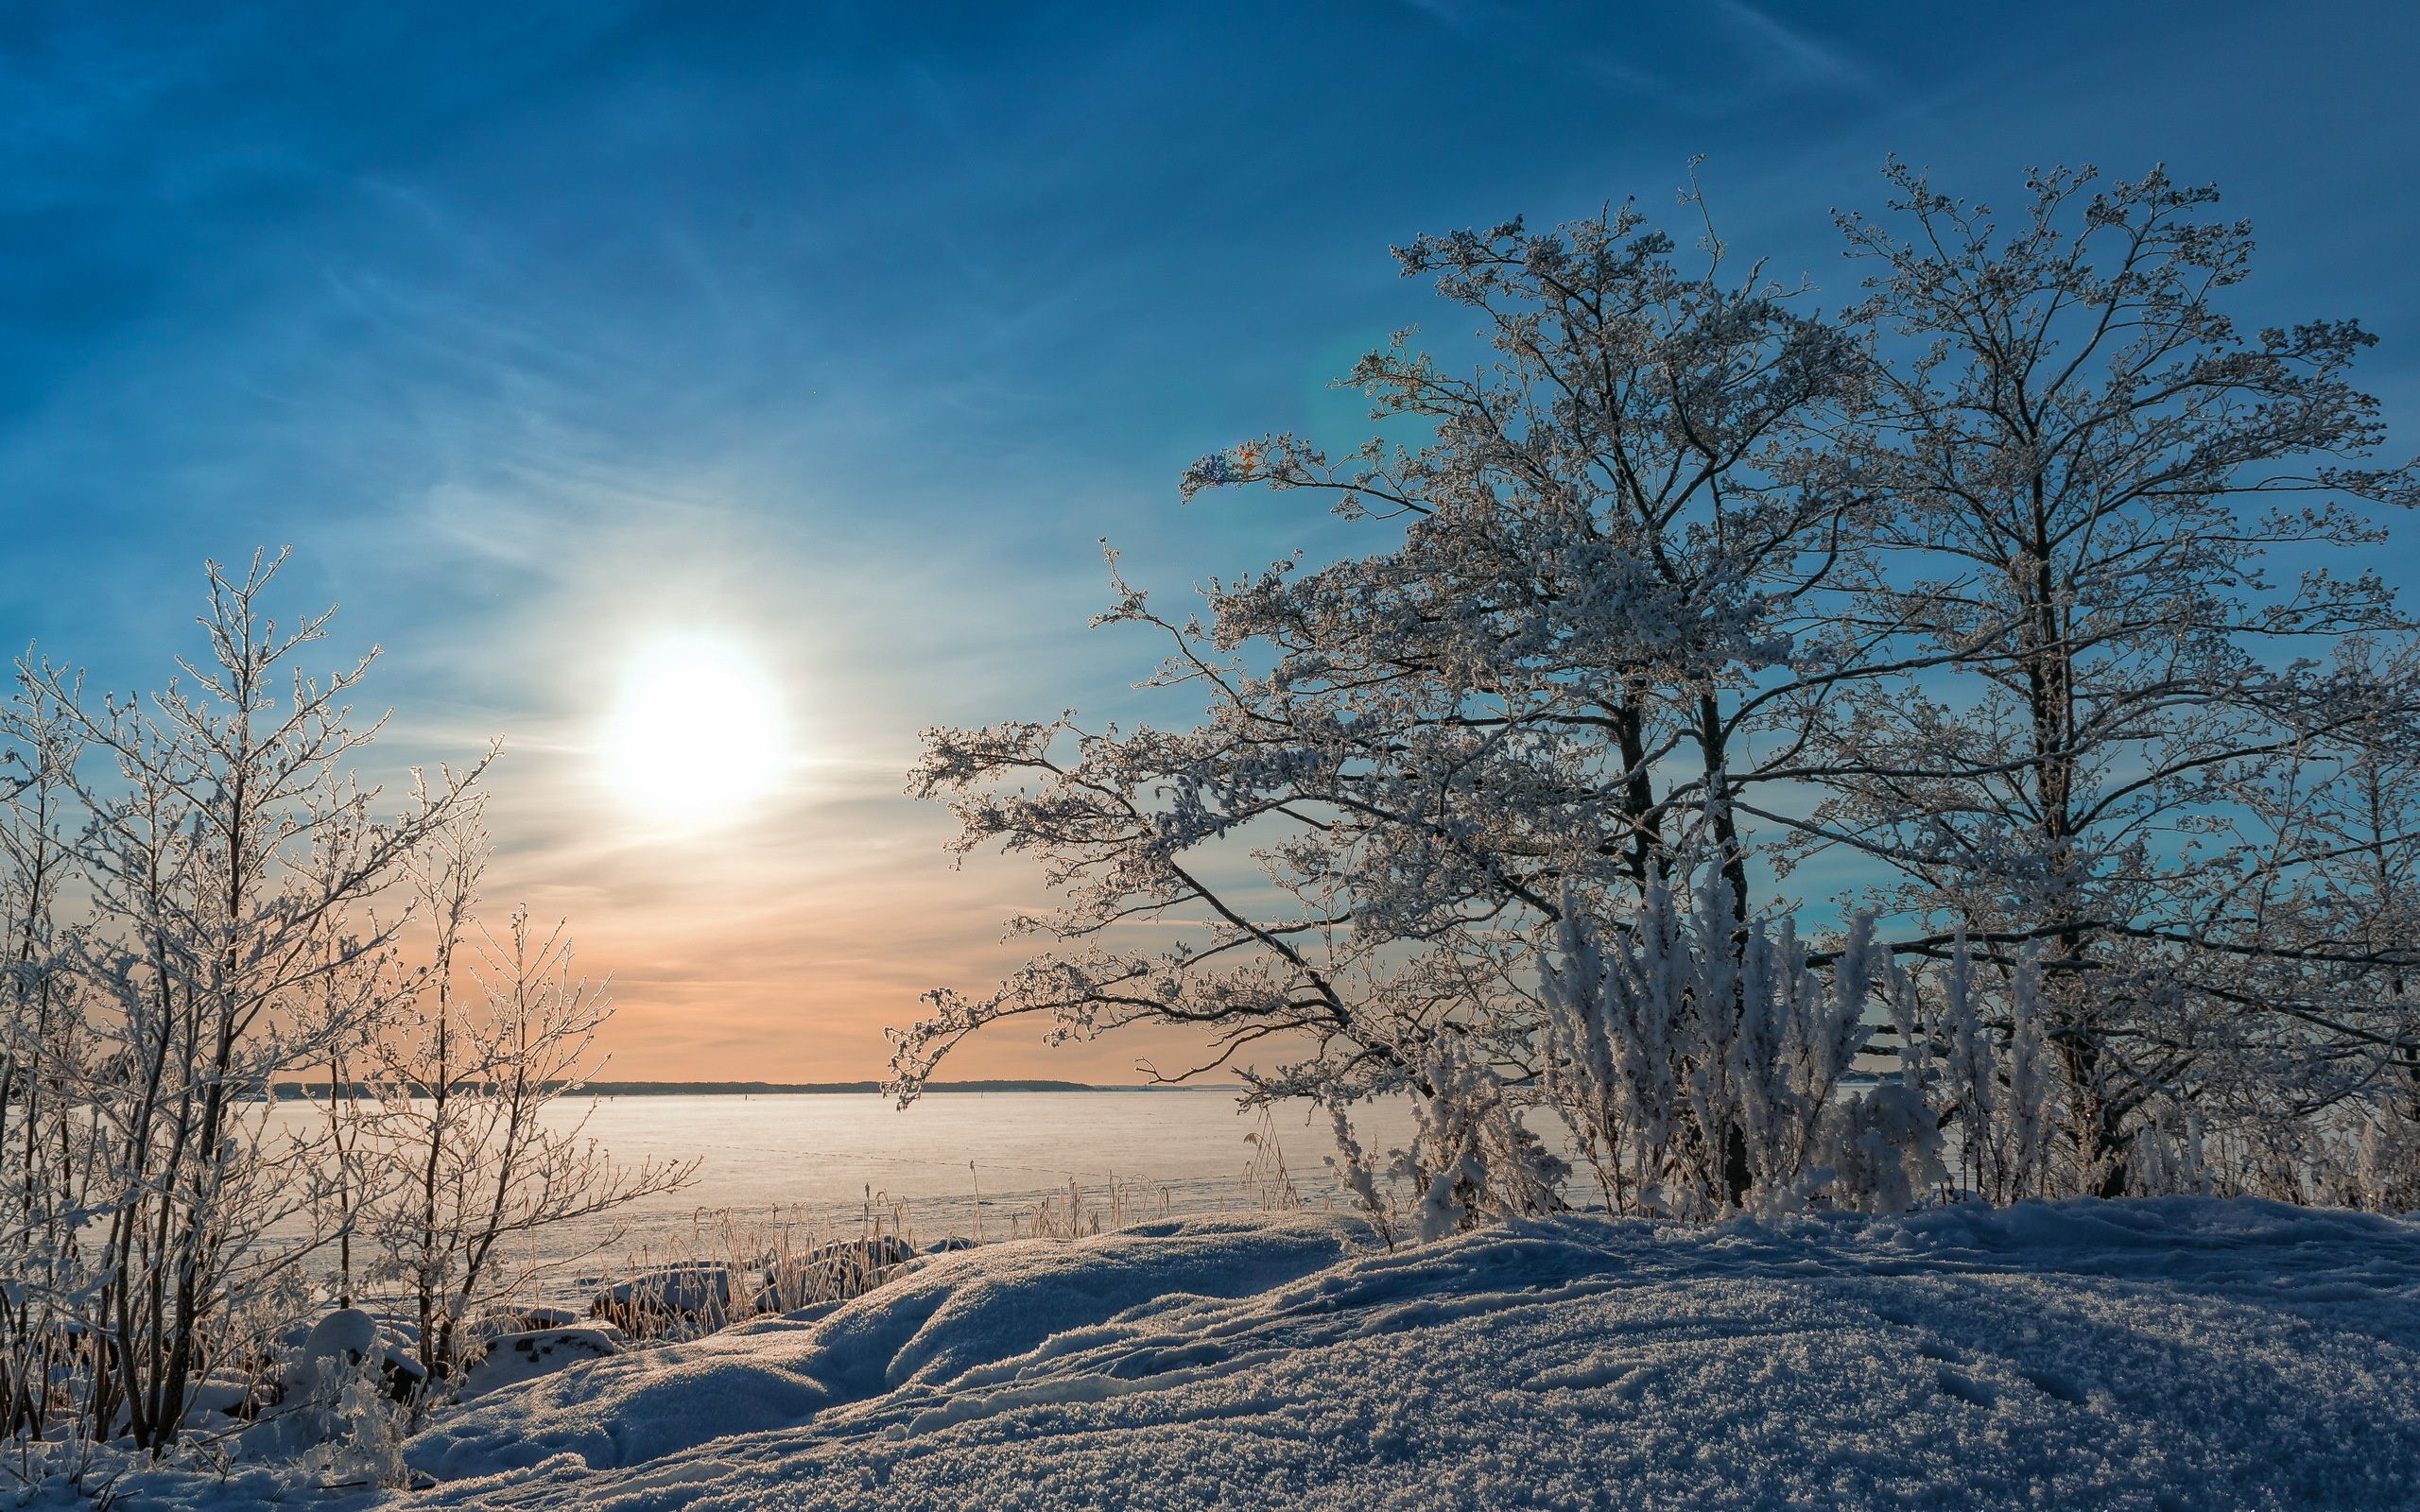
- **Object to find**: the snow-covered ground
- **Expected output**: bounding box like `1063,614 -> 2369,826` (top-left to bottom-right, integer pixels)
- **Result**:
80,1198 -> 2420,1510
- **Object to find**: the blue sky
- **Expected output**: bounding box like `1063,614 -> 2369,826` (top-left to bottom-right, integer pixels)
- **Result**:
6,0 -> 2416,1080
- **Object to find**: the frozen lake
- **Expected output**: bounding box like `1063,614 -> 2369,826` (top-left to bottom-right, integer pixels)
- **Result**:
263,1091 -> 1424,1297
529,1089 -> 1420,1222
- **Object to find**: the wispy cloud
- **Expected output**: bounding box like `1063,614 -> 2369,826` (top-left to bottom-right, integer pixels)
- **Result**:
1710,1 -> 1871,89
3,0 -> 2407,1084
1395,0 -> 1491,27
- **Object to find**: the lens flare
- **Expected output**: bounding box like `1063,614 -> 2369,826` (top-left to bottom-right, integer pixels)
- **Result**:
604,639 -> 786,821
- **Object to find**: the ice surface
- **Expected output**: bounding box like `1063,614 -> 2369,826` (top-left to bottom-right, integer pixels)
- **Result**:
95,1199 -> 2420,1510
251,1093 -> 1424,1278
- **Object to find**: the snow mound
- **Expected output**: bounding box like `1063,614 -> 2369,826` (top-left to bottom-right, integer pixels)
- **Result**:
387,1197 -> 2420,1511
406,1211 -> 1372,1481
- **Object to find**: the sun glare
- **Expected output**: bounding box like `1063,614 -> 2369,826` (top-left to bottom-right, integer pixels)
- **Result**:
604,639 -> 786,822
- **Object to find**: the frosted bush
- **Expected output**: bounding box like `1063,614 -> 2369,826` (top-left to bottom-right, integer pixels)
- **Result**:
297,1350 -> 406,1490
1322,1108 -> 1392,1242
242,1310 -> 408,1489
1540,869 -> 1875,1217
1936,938 -> 2055,1203
1818,1083 -> 1946,1214
2353,1098 -> 2420,1213
1400,1042 -> 1568,1238
2123,1108 -> 2214,1199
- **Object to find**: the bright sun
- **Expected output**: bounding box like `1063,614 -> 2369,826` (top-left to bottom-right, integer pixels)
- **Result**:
604,638 -> 786,822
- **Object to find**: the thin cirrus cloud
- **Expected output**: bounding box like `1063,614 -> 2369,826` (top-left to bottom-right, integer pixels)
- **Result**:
1,1 -> 2415,1083
1709,1 -> 1873,90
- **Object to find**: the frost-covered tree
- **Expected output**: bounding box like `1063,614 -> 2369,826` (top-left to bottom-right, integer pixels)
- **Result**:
0,553 -> 674,1453
360,816 -> 693,1400
1807,164 -> 2420,1195
7,554 -> 481,1448
896,199 -> 1880,1117
894,165 -> 2420,1219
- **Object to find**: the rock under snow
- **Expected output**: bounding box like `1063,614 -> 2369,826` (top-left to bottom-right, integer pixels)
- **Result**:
591,1263 -> 739,1331
411,1212 -> 1369,1480
455,1329 -> 624,1403
287,1307 -> 381,1398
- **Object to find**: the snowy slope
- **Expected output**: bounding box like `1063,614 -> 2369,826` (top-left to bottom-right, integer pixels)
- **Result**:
408,1212 -> 1371,1478
95,1200 -> 2420,1510
389,1199 -> 2420,1511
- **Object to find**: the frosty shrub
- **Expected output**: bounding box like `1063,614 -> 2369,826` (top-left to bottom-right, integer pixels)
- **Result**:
891,163 -> 2420,1224
1403,1040 -> 1570,1237
1539,870 -> 1876,1217
281,1311 -> 405,1489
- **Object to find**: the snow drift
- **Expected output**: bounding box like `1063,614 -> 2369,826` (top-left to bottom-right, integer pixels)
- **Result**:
407,1212 -> 1369,1478
85,1199 -> 2420,1510
387,1199 -> 2420,1511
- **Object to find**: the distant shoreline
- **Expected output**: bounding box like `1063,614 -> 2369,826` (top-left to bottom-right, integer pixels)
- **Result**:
266,1079 -> 1236,1098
